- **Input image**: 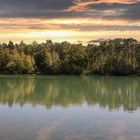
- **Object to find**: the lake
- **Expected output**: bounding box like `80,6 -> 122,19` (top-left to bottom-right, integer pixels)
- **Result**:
0,75 -> 140,140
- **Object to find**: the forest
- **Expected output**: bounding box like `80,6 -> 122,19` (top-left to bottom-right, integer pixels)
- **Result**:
0,38 -> 140,75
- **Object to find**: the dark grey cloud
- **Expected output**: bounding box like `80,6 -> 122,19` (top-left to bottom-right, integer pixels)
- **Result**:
0,0 -> 139,21
0,0 -> 74,10
0,0 -> 74,18
88,2 -> 140,20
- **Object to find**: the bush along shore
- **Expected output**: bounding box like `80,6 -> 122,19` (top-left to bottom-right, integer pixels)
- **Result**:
0,38 -> 140,75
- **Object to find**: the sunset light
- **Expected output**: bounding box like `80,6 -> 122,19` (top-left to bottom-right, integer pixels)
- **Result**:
0,1 -> 140,140
0,0 -> 139,43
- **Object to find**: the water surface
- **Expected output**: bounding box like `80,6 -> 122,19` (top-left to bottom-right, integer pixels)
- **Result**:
0,75 -> 140,140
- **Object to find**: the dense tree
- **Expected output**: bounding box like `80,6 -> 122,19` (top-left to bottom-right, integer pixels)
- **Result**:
0,38 -> 140,75
34,48 -> 60,74
22,55 -> 35,74
62,44 -> 87,74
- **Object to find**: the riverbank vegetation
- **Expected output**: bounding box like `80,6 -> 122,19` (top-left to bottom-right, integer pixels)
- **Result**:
0,38 -> 140,75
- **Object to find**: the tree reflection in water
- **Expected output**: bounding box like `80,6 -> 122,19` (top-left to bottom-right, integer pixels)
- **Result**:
0,75 -> 139,111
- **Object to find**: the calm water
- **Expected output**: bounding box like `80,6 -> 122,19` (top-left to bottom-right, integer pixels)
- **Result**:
0,75 -> 140,140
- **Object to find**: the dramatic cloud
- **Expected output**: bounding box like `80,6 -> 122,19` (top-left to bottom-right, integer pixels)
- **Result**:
88,2 -> 140,20
0,0 -> 139,42
0,0 -> 139,20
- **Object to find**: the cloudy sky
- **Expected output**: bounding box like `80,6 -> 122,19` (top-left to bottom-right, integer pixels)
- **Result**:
0,0 -> 140,43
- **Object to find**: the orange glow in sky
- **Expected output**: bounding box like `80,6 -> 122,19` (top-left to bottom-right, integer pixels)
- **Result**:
0,0 -> 139,43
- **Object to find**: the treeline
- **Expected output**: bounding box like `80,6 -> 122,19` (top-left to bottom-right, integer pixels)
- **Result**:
0,38 -> 140,75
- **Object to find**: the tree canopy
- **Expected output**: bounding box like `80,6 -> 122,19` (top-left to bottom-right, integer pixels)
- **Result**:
0,38 -> 139,75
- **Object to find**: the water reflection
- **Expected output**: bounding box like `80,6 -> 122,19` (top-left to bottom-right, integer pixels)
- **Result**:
0,75 -> 140,111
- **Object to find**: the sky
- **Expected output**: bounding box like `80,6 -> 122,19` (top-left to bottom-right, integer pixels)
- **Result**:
0,0 -> 140,43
